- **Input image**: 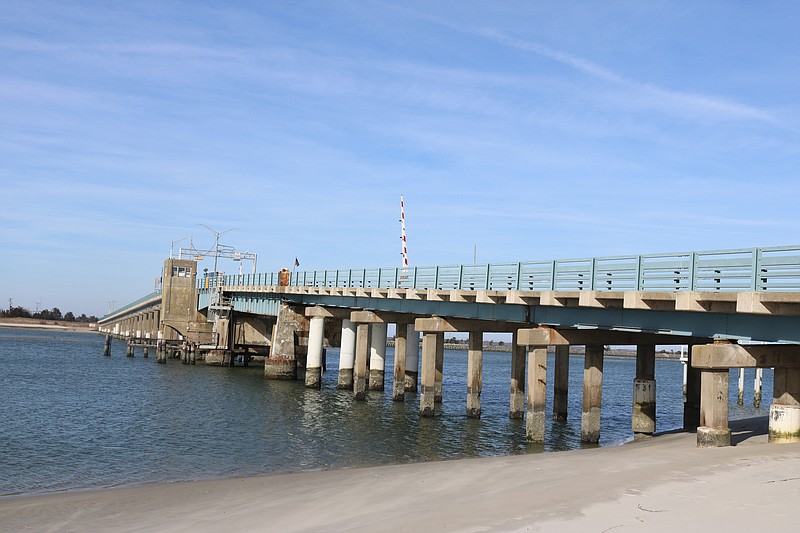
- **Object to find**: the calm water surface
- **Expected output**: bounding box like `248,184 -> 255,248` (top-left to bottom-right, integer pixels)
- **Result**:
0,327 -> 773,496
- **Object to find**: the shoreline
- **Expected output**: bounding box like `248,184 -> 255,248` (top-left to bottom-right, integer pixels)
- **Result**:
0,319 -> 97,333
2,417 -> 798,531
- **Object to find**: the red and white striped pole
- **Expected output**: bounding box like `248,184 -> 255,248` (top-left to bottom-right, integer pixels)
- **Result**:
400,194 -> 408,268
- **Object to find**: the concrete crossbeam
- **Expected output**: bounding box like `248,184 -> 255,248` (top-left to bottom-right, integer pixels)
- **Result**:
413,317 -> 517,333
517,327 -> 705,347
692,343 -> 800,369
304,306 -> 352,319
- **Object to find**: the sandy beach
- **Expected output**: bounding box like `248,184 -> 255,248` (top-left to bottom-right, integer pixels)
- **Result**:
2,417 -> 798,532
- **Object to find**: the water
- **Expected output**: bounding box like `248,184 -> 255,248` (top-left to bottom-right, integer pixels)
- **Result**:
0,327 -> 773,497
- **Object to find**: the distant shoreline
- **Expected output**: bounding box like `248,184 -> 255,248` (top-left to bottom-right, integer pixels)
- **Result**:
0,318 -> 97,333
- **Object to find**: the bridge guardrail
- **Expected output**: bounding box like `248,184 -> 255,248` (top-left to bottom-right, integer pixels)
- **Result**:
199,245 -> 800,294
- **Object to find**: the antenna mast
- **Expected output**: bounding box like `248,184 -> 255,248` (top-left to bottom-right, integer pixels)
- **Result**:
400,194 -> 408,268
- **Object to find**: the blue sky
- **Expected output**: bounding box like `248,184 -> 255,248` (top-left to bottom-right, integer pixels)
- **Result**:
1,1 -> 798,316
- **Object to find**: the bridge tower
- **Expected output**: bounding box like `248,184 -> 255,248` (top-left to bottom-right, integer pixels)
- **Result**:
160,258 -> 211,346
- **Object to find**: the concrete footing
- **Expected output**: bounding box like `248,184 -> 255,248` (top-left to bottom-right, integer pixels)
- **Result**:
337,368 -> 354,390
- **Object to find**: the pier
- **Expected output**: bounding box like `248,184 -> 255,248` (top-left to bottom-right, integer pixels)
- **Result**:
98,245 -> 800,447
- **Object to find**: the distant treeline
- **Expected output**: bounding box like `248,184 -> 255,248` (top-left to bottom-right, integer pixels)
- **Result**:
1,306 -> 99,323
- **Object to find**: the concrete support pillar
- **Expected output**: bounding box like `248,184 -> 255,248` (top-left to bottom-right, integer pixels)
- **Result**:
466,331 -> 483,418
353,323 -> 370,401
265,303 -> 304,380
338,319 -> 356,389
420,332 -> 443,417
392,323 -> 408,401
190,342 -> 197,365
553,345 -> 569,421
509,332 -> 526,419
737,368 -> 745,405
181,342 -> 190,364
769,367 -> 800,443
103,335 -> 111,357
632,344 -> 656,438
434,332 -> 444,403
368,323 -> 388,391
684,344 -> 701,430
127,343 -> 134,357
526,347 -> 548,443
754,368 -> 763,408
405,325 -> 420,392
697,369 -> 731,447
305,316 -> 325,389
581,344 -> 604,444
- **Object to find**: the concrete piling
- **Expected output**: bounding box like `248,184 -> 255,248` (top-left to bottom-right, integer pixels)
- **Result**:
581,344 -> 604,444
368,323 -> 387,391
697,368 -> 731,447
405,325 -> 420,392
632,344 -> 656,438
754,368 -> 763,408
683,344 -> 701,430
434,332 -> 444,404
143,345 -> 149,358
392,322 -> 408,401
769,367 -> 800,443
466,331 -> 483,418
509,332 -> 526,419
526,347 -> 548,443
353,323 -> 370,400
737,368 -> 745,405
553,345 -> 569,421
338,319 -> 356,390
305,316 -> 325,389
103,335 -> 111,357
127,343 -> 134,357
420,332 -> 442,417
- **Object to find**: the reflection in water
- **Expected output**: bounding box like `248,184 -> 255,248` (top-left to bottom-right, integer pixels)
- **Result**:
0,328 -> 774,496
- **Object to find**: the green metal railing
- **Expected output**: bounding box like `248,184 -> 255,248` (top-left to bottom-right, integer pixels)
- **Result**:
208,245 -> 800,293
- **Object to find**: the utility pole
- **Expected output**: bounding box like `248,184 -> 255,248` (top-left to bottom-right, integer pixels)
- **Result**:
198,224 -> 239,276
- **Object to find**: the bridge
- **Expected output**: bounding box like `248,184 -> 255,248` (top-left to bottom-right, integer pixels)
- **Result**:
98,245 -> 800,448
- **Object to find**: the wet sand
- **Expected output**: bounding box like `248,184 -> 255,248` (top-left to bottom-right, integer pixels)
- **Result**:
1,418 -> 798,532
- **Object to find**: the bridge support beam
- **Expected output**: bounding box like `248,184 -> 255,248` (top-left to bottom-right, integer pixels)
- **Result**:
466,331 -> 483,418
420,332 -> 443,417
526,347 -> 548,443
553,345 -> 569,421
405,325 -> 420,392
509,332 -> 526,419
770,367 -> 800,443
369,323 -> 388,391
632,344 -> 656,438
393,322 -> 409,401
353,323 -> 370,401
581,345 -> 604,444
338,319 -> 356,389
305,316 -> 325,389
